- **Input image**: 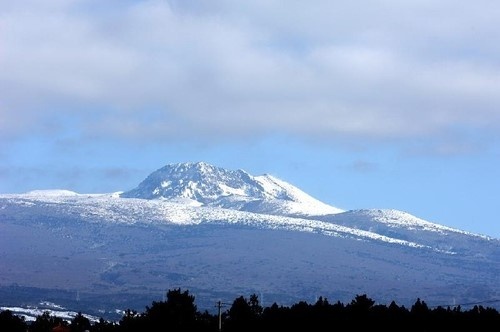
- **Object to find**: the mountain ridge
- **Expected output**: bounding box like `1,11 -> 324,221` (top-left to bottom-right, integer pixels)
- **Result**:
0,161 -> 499,320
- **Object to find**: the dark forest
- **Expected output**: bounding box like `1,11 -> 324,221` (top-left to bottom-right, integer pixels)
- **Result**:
1,288 -> 499,332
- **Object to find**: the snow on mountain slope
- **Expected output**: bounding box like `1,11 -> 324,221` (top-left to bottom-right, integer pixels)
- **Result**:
0,303 -> 101,323
1,191 -> 498,258
249,174 -> 343,215
25,189 -> 80,197
323,209 -> 478,236
0,193 -> 428,249
316,209 -> 499,257
120,162 -> 343,216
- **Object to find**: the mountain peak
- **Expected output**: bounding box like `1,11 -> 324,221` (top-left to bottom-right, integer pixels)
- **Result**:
120,161 -> 260,202
120,162 -> 343,215
170,161 -> 222,173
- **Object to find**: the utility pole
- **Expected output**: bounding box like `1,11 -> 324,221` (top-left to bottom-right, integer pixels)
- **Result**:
215,300 -> 228,332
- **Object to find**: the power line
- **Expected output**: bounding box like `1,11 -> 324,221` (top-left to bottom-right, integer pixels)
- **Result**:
215,300 -> 229,332
428,298 -> 500,309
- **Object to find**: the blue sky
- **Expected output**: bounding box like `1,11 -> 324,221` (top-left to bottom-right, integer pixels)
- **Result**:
1,0 -> 499,238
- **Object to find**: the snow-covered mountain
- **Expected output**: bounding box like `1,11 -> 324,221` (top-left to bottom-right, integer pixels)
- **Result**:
120,161 -> 343,215
0,162 -> 499,321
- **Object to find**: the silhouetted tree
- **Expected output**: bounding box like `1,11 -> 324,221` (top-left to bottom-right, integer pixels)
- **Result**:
410,298 -> 430,330
349,294 -> 375,313
0,309 -> 27,332
70,312 -> 91,332
225,294 -> 263,332
29,311 -> 67,332
262,302 -> 288,331
106,288 -> 500,331
288,300 -> 313,331
144,288 -> 198,331
195,309 -> 219,332
90,318 -> 118,332
117,309 -> 144,332
410,298 -> 429,315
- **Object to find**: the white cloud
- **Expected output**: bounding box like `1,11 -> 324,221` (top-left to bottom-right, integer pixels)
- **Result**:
1,0 -> 500,151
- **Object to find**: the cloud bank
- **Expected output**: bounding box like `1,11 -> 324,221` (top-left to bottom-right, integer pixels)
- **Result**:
1,0 -> 500,151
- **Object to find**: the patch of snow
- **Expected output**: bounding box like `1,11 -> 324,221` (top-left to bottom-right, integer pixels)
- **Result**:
1,305 -> 101,323
24,189 -> 80,197
160,180 -> 171,188
218,183 -> 247,196
359,209 -> 477,236
255,174 -> 344,215
39,301 -> 65,310
165,197 -> 204,207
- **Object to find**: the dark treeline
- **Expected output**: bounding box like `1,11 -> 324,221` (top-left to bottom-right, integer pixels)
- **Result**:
1,288 -> 499,331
